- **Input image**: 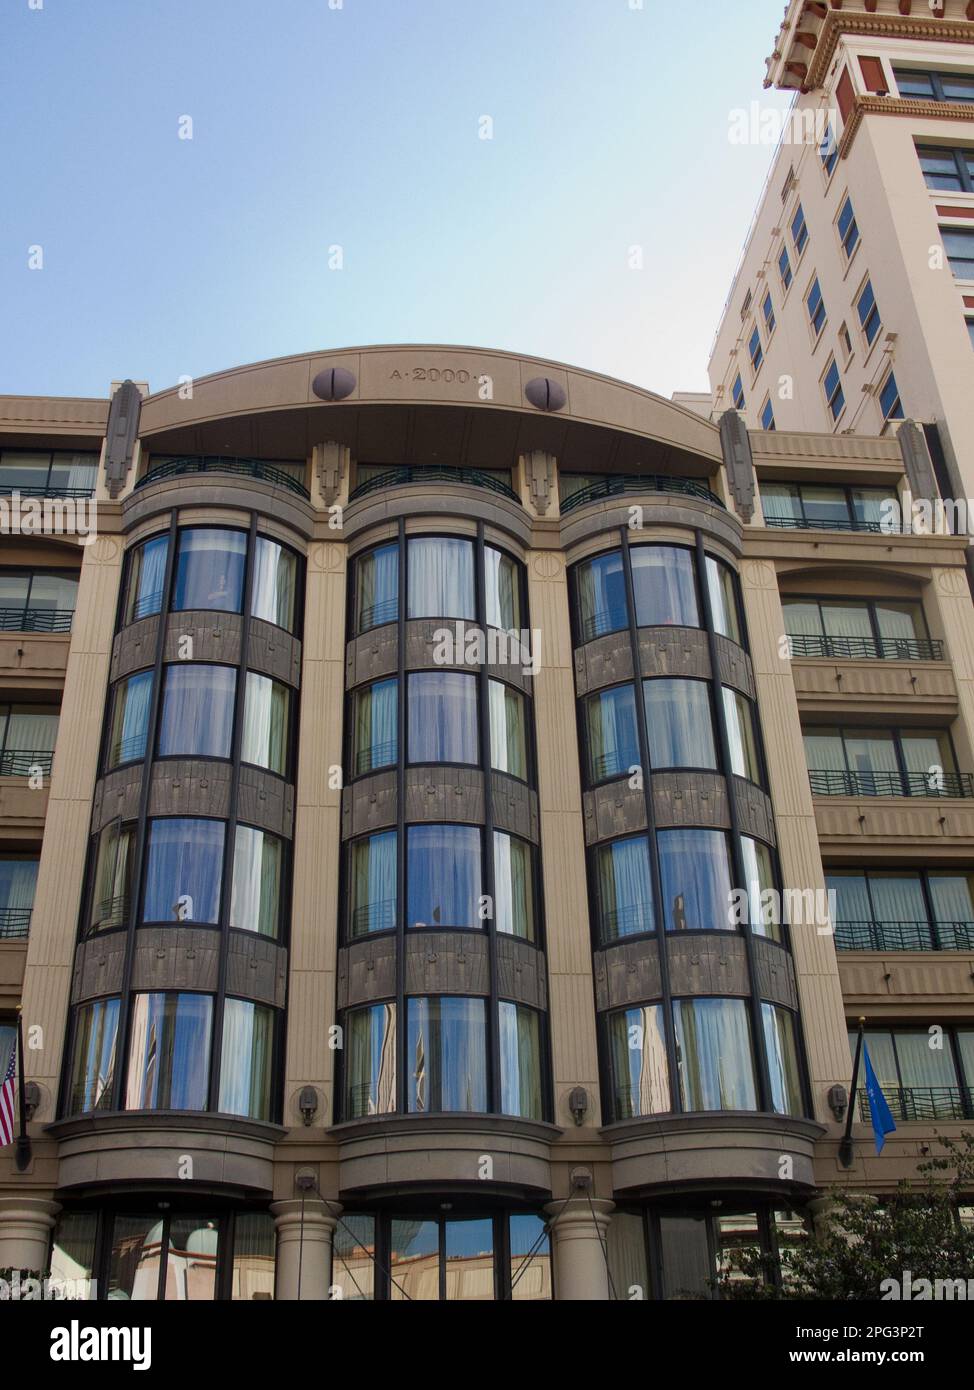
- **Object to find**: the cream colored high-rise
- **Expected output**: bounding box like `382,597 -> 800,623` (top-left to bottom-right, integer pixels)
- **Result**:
0,345 -> 971,1302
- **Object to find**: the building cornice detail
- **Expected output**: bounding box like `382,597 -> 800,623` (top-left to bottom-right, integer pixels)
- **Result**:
769,13 -> 974,93
839,92 -> 974,156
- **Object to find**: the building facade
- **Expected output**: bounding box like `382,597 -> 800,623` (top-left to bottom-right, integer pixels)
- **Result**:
708,0 -> 974,510
1,345 -> 973,1301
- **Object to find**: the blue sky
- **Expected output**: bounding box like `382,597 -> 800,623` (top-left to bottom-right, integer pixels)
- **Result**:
0,0 -> 792,399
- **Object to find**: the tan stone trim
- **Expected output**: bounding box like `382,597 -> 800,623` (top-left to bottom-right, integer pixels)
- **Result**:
839,94 -> 974,158
800,15 -> 974,93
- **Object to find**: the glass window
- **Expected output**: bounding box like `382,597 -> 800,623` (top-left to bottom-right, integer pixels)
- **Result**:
444,1217 -> 495,1301
251,537 -> 298,631
658,829 -> 735,933
644,679 -> 716,770
821,123 -> 838,177
391,1219 -> 439,1301
943,228 -> 974,279
857,279 -> 881,344
231,1213 -> 276,1301
407,537 -> 475,619
107,670 -> 153,767
761,398 -> 776,432
349,830 -> 397,937
108,1216 -> 166,1300
760,482 -> 802,525
673,997 -> 757,1111
585,684 -> 639,783
230,826 -> 282,938
407,995 -> 487,1113
493,832 -> 536,941
125,992 -> 213,1111
631,546 -> 699,628
219,999 -> 275,1119
510,1214 -> 552,1301
575,550 -> 627,641
50,1212 -> 97,1295
749,326 -> 763,373
0,702 -> 59,775
791,204 -> 808,255
123,536 -> 169,626
838,196 -> 859,259
778,245 -> 793,290
489,680 -> 527,779
608,1005 -> 670,1119
807,278 -> 826,336
732,374 -> 746,410
741,837 -> 781,942
161,1215 -> 220,1301
824,359 -> 845,421
723,688 -> 762,783
355,543 -> 399,633
158,664 -> 236,759
241,673 -> 290,775
762,290 -> 775,336
0,856 -> 37,935
67,998 -> 119,1113
407,825 -> 482,929
408,671 -> 478,765
485,546 -> 522,631
880,372 -> 904,422
143,818 -> 225,924
172,529 -> 246,613
595,836 -> 654,940
499,1002 -> 543,1119
350,678 -> 398,774
89,823 -> 135,932
762,1004 -> 804,1116
332,1213 -> 376,1301
928,872 -> 974,931
706,557 -> 742,645
344,1003 -> 396,1118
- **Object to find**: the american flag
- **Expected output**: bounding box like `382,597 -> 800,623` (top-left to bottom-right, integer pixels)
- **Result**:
0,1033 -> 16,1148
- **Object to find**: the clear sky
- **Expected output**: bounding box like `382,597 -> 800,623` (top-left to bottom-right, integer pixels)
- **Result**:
0,0 -> 793,400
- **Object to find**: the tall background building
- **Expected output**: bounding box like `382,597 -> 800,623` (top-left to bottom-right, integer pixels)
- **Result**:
708,0 -> 974,514
1,345 -> 972,1299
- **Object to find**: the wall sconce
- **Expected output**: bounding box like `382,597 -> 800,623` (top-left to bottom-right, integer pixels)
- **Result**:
298,1086 -> 318,1127
568,1087 -> 588,1127
23,1082 -> 40,1122
827,1084 -> 848,1122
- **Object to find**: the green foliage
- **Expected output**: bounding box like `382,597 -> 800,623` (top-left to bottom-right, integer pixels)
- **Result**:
718,1131 -> 974,1301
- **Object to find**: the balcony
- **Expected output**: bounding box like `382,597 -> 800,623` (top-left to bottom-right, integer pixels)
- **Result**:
808,769 -> 974,799
857,1087 -> 974,1123
0,908 -> 31,940
349,466 -> 520,505
835,920 -> 974,952
789,635 -> 944,663
560,474 -> 725,515
0,749 -> 55,778
765,515 -> 886,534
0,606 -> 75,635
136,455 -> 310,498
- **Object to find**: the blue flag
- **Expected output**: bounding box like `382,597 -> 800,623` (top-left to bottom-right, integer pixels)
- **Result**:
862,1041 -> 896,1154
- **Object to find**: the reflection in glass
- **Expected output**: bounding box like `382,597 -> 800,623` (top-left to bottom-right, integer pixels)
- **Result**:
242,673 -> 290,774
445,1218 -> 495,1301
706,556 -> 742,645
408,671 -> 478,764
510,1214 -> 552,1301
230,1214 -> 276,1301
50,1213 -> 97,1295
489,680 -> 527,779
672,997 -> 757,1111
332,1213 -> 375,1301
609,1005 -> 670,1118
164,1217 -> 219,1301
407,537 -> 475,619
108,1216 -> 164,1300
657,829 -> 734,932
173,529 -> 246,613
485,547 -> 522,631
576,551 -> 627,641
143,818 -> 224,924
407,825 -> 481,929
125,992 -> 213,1111
762,1004 -> 804,1117
251,537 -> 297,631
741,837 -> 780,942
499,1002 -> 543,1118
391,1219 -> 439,1301
344,1004 -> 396,1118
585,685 -> 639,783
723,687 -> 762,783
230,826 -> 282,937
631,546 -> 699,628
68,997 -> 119,1113
158,665 -> 236,759
493,832 -> 535,940
407,996 -> 487,1113
595,836 -> 654,940
107,671 -> 153,767
219,999 -> 274,1119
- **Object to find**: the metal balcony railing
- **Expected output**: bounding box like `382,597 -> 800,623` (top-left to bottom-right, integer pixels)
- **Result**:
560,475 -> 726,515
354,741 -> 398,775
857,1086 -> 974,1122
349,467 -> 519,504
0,748 -> 54,778
591,749 -> 638,782
137,456 -> 310,498
834,920 -> 974,952
0,607 -> 75,634
0,908 -> 31,940
130,589 -> 165,622
350,900 -> 396,935
788,634 -> 944,662
89,894 -> 130,932
600,903 -> 655,938
0,482 -> 95,499
358,597 -> 399,630
807,769 -> 974,799
765,514 -> 888,534
579,606 -> 630,643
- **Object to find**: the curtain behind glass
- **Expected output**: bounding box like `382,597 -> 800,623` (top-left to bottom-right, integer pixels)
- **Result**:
821,603 -> 873,640
0,857 -> 37,912
630,546 -> 699,628
605,1214 -> 649,1304
69,998 -> 119,1113
782,600 -> 824,637
928,873 -> 974,927
876,603 -> 923,642
722,688 -> 761,782
345,1004 -> 396,1117
352,679 -> 398,773
489,680 -> 527,779
108,672 -> 153,767
762,1004 -> 803,1116
609,1006 -> 669,1118
6,705 -> 59,753
485,547 -> 521,631
231,826 -> 281,937
705,557 -> 741,645
143,818 -> 224,923
673,998 -> 756,1111
575,552 -> 626,640
232,1213 -> 276,1301
596,836 -> 653,939
158,665 -> 235,759
407,996 -> 487,1113
251,538 -> 297,631
658,829 -> 734,932
644,680 -> 716,769
242,673 -> 290,774
407,538 -> 475,619
901,731 -> 955,778
409,672 -> 478,765
125,992 -> 212,1111
125,535 -> 169,623
350,831 -> 397,936
586,685 -> 639,782
894,1031 -> 958,1090
741,837 -> 780,941
173,529 -> 246,613
90,824 -> 134,931
219,999 -> 273,1118
493,831 -> 534,940
407,825 -> 481,928
355,544 -> 398,632
499,1001 -> 542,1118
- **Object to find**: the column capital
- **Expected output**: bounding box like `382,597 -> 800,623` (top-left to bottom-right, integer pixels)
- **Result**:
544,1196 -> 615,1235
271,1197 -> 342,1301
0,1197 -> 61,1274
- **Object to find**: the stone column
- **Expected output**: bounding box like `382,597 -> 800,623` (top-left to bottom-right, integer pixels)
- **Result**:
544,1198 -> 615,1301
272,1198 -> 340,1301
0,1197 -> 60,1274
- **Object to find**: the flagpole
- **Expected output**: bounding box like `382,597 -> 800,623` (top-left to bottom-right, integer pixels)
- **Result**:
838,1015 -> 866,1170
14,1007 -> 31,1173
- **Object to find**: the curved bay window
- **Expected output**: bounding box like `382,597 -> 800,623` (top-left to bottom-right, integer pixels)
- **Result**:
350,679 -> 398,774
106,672 -> 153,769
158,664 -> 236,760
631,545 -> 699,628
142,818 -> 225,925
584,685 -> 639,784
594,836 -> 654,940
88,822 -> 136,933
251,536 -> 298,632
644,679 -> 717,771
353,542 -> 398,634
230,826 -> 284,938
658,829 -> 735,933
173,529 -> 247,613
408,671 -> 478,765
241,673 -> 291,775
407,824 -> 482,930
673,998 -> 757,1112
125,991 -> 213,1111
348,831 -> 397,937
407,996 -> 487,1113
493,832 -> 537,940
407,537 -> 475,619
67,998 -> 120,1114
